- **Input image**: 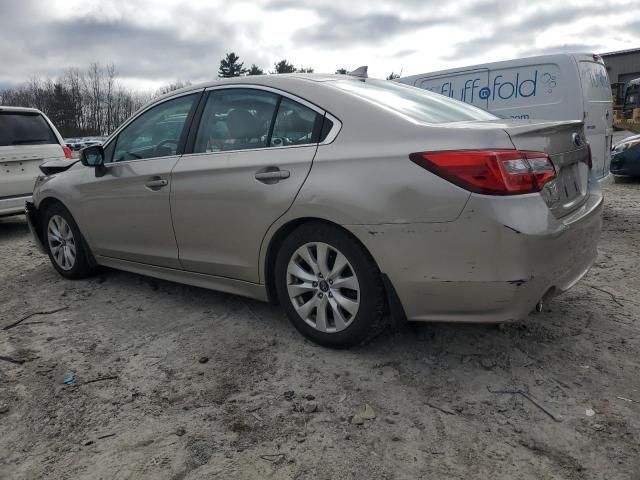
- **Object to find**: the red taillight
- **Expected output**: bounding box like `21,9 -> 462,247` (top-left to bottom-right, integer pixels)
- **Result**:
409,149 -> 556,195
62,145 -> 72,159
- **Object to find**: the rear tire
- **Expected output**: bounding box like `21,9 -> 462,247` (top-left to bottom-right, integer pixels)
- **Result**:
42,203 -> 94,279
274,222 -> 386,348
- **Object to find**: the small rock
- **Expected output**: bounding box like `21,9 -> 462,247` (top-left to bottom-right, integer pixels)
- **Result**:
351,415 -> 364,425
0,403 -> 10,415
585,408 -> 596,417
296,433 -> 306,443
384,416 -> 396,424
82,440 -> 94,446
391,436 -> 402,442
175,427 -> 186,436
361,404 -> 376,420
198,356 -> 209,364
592,423 -> 604,431
480,358 -> 495,369
304,394 -> 316,401
284,390 -> 295,401
303,401 -> 318,413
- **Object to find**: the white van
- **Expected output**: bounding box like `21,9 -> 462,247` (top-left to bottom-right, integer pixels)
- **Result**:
0,106 -> 71,216
397,53 -> 613,179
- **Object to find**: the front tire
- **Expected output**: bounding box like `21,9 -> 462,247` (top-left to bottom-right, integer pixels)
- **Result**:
274,223 -> 386,348
42,203 -> 94,279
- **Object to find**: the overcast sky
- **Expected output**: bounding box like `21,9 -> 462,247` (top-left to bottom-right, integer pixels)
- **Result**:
0,0 -> 637,91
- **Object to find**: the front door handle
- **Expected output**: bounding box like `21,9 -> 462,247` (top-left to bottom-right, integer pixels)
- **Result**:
145,178 -> 168,190
255,167 -> 290,184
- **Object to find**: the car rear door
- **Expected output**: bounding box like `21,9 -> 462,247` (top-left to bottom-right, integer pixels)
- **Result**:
76,92 -> 200,269
0,111 -> 65,203
170,87 -> 324,282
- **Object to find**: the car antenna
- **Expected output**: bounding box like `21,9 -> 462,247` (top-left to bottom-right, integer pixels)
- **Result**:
348,66 -> 368,79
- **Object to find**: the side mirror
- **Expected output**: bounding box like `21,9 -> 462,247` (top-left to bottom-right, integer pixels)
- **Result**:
80,145 -> 107,177
80,145 -> 105,167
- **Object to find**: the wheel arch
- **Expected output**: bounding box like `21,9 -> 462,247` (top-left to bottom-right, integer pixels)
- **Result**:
32,196 -> 70,246
263,217 -> 388,306
36,196 -> 97,267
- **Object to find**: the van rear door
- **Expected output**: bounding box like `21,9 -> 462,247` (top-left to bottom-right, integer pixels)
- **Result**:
577,58 -> 613,178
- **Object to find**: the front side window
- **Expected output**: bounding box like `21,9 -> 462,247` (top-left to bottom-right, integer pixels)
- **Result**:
111,94 -> 196,163
194,89 -> 278,153
270,98 -> 322,147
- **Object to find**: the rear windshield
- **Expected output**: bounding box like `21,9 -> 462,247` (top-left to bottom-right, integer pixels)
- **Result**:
329,79 -> 498,123
0,112 -> 58,147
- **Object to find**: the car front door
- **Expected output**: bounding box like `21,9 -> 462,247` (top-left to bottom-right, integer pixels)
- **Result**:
170,87 -> 324,282
77,92 -> 200,268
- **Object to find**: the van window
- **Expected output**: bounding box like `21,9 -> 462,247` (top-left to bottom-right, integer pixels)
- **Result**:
330,79 -> 497,123
579,61 -> 611,102
0,112 -> 58,147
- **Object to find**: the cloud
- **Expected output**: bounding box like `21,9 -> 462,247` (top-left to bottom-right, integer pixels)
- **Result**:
442,3 -> 619,62
0,0 -> 638,89
292,10 -> 450,46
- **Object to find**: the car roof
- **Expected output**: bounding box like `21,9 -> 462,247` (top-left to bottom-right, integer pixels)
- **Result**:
0,105 -> 45,114
150,74 -> 363,104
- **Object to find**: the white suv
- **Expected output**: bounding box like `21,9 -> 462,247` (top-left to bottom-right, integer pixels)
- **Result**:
0,106 -> 71,216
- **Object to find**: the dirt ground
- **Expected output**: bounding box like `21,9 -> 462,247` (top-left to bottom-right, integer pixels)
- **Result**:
1,179 -> 639,480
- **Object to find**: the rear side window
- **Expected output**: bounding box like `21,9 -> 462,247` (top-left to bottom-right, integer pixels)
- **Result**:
330,79 -> 498,123
0,112 -> 58,147
270,98 -> 323,147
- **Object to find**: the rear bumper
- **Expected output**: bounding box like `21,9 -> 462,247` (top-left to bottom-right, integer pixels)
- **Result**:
348,184 -> 603,323
25,201 -> 46,253
0,195 -> 31,217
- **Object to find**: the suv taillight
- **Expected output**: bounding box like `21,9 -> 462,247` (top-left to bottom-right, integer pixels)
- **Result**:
409,149 -> 556,195
62,145 -> 72,159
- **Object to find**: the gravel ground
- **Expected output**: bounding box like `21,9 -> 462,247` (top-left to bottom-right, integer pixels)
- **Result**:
1,179 -> 639,480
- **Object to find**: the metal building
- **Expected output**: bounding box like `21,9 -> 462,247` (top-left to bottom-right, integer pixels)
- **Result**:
601,48 -> 640,105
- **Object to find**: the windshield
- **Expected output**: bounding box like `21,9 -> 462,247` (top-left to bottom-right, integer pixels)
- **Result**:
0,112 -> 58,147
329,79 -> 498,123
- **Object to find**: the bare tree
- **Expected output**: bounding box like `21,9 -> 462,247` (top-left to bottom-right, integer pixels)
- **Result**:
0,62 -> 152,137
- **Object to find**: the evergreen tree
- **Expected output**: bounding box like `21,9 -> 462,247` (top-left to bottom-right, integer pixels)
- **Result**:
247,64 -> 264,76
218,52 -> 248,78
272,59 -> 296,74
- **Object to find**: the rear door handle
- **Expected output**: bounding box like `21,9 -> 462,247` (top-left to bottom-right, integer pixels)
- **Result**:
145,178 -> 168,189
255,168 -> 290,184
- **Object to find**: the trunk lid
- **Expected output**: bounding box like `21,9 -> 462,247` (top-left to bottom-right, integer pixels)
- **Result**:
501,119 -> 590,218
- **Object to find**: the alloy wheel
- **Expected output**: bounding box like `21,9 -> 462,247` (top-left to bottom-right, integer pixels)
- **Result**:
47,215 -> 76,271
286,242 -> 360,333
